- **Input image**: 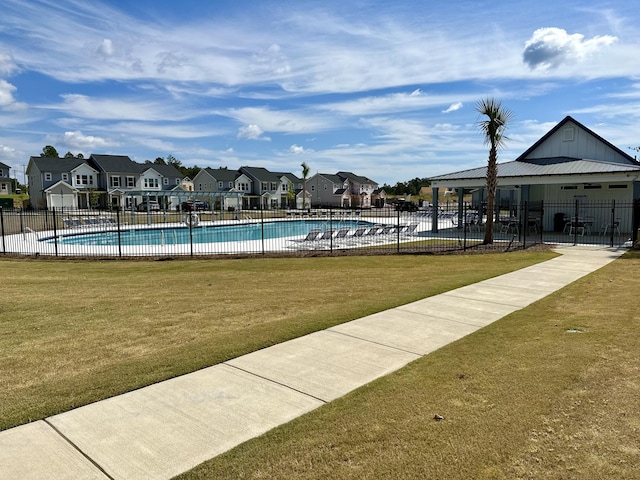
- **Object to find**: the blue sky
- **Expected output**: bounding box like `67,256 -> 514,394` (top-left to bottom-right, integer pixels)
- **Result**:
1,0 -> 639,186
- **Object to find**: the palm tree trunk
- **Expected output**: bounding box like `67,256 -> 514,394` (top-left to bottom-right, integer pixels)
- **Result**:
483,145 -> 497,244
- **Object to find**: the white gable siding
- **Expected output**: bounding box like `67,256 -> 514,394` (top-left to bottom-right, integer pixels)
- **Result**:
525,121 -> 630,164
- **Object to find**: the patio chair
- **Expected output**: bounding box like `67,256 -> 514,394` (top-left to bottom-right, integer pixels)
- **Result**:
601,218 -> 621,235
62,218 -> 74,229
71,217 -> 83,228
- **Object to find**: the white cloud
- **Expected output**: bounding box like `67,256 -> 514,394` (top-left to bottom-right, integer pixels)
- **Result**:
49,94 -> 196,121
227,107 -> 332,134
522,27 -> 617,70
442,102 -> 463,113
0,79 -> 18,107
60,131 -> 111,149
288,144 -> 314,154
0,50 -> 19,76
96,39 -> 114,57
237,124 -> 271,141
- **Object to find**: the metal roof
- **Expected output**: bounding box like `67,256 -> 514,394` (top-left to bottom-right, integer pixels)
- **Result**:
430,157 -> 640,182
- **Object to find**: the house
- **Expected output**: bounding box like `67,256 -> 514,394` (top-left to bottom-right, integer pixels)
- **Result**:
273,172 -> 310,209
191,167 -> 246,210
0,162 -> 12,195
27,156 -> 100,209
429,116 -> 640,233
239,166 -> 284,209
307,172 -> 380,208
27,154 -> 185,210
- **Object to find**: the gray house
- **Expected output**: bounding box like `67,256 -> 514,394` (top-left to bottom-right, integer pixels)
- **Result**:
27,156 -> 100,209
27,154 -> 184,210
0,162 -> 12,195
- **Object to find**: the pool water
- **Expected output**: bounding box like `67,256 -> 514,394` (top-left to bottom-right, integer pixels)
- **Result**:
51,219 -> 374,246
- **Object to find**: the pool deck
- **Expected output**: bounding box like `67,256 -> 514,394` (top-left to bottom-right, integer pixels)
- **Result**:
0,245 -> 627,480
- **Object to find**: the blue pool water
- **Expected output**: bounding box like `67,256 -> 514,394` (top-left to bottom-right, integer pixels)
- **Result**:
50,220 -> 374,246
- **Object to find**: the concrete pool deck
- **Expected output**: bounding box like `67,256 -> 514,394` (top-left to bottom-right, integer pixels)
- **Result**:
0,245 -> 627,480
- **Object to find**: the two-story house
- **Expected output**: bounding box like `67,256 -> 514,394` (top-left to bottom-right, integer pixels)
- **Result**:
307,173 -> 352,207
192,167 -> 246,210
27,154 -> 184,210
239,166 -> 284,209
27,156 -> 100,210
273,172 -> 309,209
336,172 -> 378,208
0,162 -> 12,195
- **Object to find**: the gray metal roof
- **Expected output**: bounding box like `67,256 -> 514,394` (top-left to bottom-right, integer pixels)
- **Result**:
430,157 -> 640,181
203,167 -> 241,183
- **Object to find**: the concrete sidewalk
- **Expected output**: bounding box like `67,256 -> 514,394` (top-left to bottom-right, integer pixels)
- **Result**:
0,246 -> 626,480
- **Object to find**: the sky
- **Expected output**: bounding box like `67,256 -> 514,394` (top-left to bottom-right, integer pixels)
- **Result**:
1,0 -> 639,186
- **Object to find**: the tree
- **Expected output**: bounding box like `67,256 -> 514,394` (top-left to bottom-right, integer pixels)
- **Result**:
476,98 -> 514,244
301,162 -> 310,209
64,151 -> 75,158
41,145 -> 59,158
154,157 -> 167,165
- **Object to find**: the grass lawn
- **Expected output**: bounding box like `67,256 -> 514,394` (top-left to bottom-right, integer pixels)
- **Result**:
175,249 -> 640,480
0,251 -> 555,431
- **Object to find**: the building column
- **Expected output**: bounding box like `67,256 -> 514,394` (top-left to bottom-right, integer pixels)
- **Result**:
431,187 -> 439,233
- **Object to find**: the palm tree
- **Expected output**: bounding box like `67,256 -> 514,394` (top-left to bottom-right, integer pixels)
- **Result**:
301,162 -> 310,210
476,98 -> 513,244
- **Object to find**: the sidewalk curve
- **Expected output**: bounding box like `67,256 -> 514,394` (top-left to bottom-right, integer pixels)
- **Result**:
0,245 -> 626,480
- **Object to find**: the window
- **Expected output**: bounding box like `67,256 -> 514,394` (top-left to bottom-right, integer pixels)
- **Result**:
76,174 -> 93,186
62,173 -> 69,182
271,182 -> 278,190
219,181 -> 224,189
163,177 -> 169,185
311,185 -> 315,191
609,184 -> 628,189
144,178 -> 159,188
228,182 -> 233,188
110,176 -> 120,187
175,178 -> 180,185
44,173 -> 52,181
261,182 -> 268,191
126,176 -> 136,188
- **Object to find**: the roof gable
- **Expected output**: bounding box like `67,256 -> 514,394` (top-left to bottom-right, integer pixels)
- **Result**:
517,116 -> 638,166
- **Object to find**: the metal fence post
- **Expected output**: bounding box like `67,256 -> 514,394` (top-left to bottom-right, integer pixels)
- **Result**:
260,205 -> 265,255
463,202 -> 467,251
0,207 -> 5,254
52,207 -> 58,257
573,199 -> 579,245
396,206 -> 401,253
609,200 -> 616,248
522,201 -> 528,248
117,208 -> 122,258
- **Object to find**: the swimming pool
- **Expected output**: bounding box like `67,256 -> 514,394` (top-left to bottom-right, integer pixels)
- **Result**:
49,219 -> 375,246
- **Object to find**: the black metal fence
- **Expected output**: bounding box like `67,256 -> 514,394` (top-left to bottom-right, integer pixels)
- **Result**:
1,201 -> 636,258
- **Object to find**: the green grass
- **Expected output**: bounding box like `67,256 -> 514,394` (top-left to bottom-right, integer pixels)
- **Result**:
0,251 -> 555,431
175,250 -> 640,480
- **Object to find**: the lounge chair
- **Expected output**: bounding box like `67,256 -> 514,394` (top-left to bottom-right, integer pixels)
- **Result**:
333,227 -> 351,240
289,228 -> 322,243
62,218 -> 74,229
316,229 -> 335,241
402,223 -> 419,236
71,217 -> 83,228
